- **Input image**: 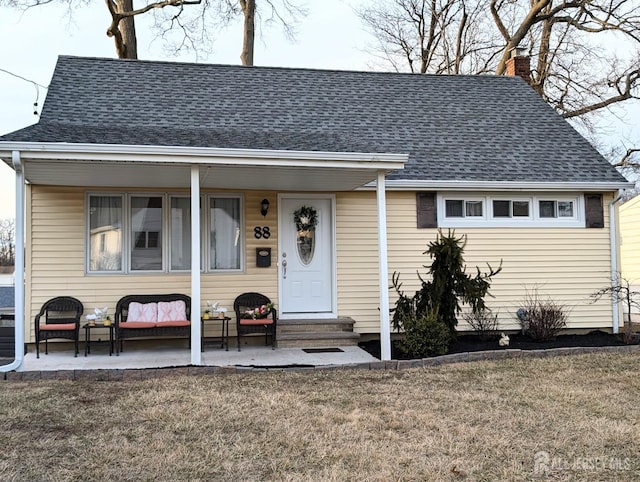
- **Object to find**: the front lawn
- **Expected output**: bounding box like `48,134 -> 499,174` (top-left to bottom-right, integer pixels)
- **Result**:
1,352 -> 639,480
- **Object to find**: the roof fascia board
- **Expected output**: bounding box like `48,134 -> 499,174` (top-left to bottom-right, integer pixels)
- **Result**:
0,142 -> 407,171
360,180 -> 633,191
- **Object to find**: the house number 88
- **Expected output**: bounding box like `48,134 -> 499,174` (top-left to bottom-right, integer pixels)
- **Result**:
254,226 -> 271,239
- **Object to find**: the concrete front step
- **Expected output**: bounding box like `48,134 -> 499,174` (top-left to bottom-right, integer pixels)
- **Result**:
277,331 -> 360,349
277,317 -> 355,334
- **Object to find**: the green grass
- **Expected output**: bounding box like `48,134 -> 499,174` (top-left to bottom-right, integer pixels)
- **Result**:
1,353 -> 639,481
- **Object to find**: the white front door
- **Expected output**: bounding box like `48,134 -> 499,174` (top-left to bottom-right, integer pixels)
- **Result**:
279,196 -> 334,315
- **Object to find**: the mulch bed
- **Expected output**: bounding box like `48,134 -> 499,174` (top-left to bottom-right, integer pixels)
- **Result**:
359,330 -> 632,360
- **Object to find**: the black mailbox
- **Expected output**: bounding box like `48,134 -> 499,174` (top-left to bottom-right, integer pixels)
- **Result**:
256,247 -> 271,267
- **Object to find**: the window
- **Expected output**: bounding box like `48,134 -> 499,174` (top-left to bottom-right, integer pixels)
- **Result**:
87,193 -> 243,274
170,197 -> 191,271
438,193 -> 583,227
210,197 -> 241,270
89,195 -> 123,272
131,196 -> 163,271
539,200 -> 574,218
492,200 -> 530,218
445,199 -> 483,218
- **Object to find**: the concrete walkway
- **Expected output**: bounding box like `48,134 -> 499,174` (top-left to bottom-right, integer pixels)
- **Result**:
9,343 -> 378,372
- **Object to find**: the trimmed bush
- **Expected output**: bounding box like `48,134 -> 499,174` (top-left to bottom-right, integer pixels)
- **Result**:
400,311 -> 451,358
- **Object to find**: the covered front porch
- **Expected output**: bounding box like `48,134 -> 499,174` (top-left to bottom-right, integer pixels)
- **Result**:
1,142 -> 407,372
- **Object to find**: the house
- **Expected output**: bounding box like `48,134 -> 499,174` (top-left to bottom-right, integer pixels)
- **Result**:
0,55 -> 631,367
619,194 -> 640,323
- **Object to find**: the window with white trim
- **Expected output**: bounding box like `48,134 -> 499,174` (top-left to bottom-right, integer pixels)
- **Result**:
86,193 -> 244,274
444,198 -> 484,218
438,193 -> 583,227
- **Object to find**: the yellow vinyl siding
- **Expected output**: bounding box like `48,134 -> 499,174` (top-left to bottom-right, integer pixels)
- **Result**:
26,186 -> 278,343
337,191 -> 615,333
27,186 -> 616,341
620,196 -> 640,285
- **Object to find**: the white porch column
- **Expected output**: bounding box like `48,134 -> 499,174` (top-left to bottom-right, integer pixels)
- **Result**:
190,165 -> 202,364
376,171 -> 391,361
1,151 -> 25,372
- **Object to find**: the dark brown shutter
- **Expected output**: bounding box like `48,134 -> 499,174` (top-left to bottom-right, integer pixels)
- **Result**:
416,192 -> 437,228
585,193 -> 604,228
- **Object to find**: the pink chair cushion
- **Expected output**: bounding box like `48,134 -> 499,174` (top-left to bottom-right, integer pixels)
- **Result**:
127,302 -> 158,322
157,320 -> 190,327
119,321 -> 156,329
157,300 -> 187,322
239,318 -> 274,326
39,323 -> 76,331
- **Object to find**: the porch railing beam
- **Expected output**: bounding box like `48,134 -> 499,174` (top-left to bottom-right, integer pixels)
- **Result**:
190,165 -> 202,364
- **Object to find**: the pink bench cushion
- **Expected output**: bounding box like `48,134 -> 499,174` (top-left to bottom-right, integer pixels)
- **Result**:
239,318 -> 274,326
157,320 -> 190,327
128,302 -> 158,322
39,323 -> 76,331
157,300 -> 187,322
119,321 -> 156,329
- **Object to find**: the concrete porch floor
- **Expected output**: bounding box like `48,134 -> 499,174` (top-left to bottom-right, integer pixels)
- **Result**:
9,340 -> 379,372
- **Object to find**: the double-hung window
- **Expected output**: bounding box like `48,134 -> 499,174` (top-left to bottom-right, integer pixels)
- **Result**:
88,195 -> 123,272
87,193 -> 243,274
209,197 -> 242,270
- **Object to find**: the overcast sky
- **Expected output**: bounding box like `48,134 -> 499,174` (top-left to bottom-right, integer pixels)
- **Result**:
1,1 -> 638,219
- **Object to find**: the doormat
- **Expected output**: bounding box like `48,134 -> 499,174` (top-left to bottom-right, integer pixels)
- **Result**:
302,347 -> 344,353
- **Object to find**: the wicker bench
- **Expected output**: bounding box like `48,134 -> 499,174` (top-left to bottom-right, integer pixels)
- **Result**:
114,294 -> 191,355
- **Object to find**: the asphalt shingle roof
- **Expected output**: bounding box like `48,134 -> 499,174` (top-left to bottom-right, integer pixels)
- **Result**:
1,55 -> 626,184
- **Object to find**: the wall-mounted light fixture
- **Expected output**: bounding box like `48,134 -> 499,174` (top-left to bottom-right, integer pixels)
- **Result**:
260,198 -> 270,217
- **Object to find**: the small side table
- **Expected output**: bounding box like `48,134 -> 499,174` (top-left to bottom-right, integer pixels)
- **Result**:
83,322 -> 114,356
201,316 -> 230,351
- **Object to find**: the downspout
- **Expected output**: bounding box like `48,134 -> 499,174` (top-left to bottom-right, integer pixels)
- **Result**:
376,171 -> 391,360
610,190 -> 624,334
1,151 -> 25,373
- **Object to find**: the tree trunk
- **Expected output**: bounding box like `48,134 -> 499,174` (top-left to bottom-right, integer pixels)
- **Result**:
240,0 -> 256,66
114,0 -> 138,59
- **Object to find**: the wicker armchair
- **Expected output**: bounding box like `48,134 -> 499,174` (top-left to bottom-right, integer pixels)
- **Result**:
34,296 -> 84,358
234,292 -> 277,351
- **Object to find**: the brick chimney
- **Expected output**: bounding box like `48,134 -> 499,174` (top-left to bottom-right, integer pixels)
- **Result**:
505,47 -> 531,84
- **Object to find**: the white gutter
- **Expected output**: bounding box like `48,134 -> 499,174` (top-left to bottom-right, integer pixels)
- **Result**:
610,190 -> 625,334
362,179 -> 633,192
1,151 -> 25,373
0,141 -> 408,171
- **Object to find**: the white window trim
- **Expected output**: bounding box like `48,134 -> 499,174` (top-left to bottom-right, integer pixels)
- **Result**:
86,192 -> 245,274
438,193 -> 585,228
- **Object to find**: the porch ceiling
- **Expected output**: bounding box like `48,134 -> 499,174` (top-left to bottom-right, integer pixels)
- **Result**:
1,143 -> 408,191
21,160 -> 386,191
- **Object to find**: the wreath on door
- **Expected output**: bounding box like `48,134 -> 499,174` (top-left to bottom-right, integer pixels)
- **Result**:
293,206 -> 318,231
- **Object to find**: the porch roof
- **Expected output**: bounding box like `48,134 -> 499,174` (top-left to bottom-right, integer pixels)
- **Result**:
0,142 -> 407,191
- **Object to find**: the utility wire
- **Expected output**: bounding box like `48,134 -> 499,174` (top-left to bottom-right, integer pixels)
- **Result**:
0,67 -> 48,89
0,67 -> 49,115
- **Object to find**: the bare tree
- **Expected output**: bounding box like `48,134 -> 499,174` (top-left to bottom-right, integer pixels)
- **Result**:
1,0 -> 306,64
358,0 -> 640,123
0,219 -> 15,267
359,0 -> 502,74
